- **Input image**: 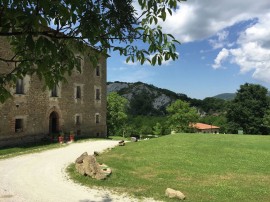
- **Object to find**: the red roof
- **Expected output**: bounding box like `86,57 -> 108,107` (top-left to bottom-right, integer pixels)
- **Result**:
193,123 -> 220,130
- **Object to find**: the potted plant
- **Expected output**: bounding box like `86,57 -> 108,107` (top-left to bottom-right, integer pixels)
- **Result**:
69,131 -> 75,142
58,131 -> 64,144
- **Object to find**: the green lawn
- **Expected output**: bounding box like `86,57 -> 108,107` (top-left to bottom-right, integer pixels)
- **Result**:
0,137 -> 99,159
67,133 -> 270,202
0,142 -> 62,159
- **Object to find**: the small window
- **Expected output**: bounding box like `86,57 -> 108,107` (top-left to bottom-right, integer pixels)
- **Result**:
15,119 -> 23,132
16,79 -> 24,94
96,89 -> 100,100
95,114 -> 100,124
76,86 -> 81,99
96,65 -> 100,76
75,115 -> 81,125
51,84 -> 58,97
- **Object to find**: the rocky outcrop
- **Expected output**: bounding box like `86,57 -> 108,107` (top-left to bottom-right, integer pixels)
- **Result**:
107,82 -> 129,93
165,188 -> 185,200
153,94 -> 171,109
107,82 -> 177,114
75,152 -> 111,180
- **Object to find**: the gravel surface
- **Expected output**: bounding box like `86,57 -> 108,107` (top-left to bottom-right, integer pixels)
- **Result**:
0,140 -> 157,202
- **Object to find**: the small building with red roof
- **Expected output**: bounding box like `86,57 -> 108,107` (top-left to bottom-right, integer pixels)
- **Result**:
192,123 -> 220,134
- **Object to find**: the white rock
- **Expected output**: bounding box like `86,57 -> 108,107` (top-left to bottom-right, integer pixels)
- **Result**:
165,188 -> 186,200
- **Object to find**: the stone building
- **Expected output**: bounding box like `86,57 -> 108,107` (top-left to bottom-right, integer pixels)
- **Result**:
0,38 -> 107,147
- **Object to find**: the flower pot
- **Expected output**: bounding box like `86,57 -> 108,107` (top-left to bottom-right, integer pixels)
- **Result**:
58,136 -> 64,144
69,134 -> 75,142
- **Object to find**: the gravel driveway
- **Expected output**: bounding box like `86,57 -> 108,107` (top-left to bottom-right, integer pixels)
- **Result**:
0,140 -> 156,202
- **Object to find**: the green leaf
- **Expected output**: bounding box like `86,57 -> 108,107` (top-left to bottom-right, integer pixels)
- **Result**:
165,53 -> 170,60
158,55 -> 162,65
26,35 -> 34,50
162,8 -> 167,21
126,56 -> 130,64
167,8 -> 172,15
152,55 -> 157,65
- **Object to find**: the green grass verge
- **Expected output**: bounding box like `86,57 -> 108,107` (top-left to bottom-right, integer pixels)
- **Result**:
67,133 -> 270,202
0,142 -> 64,159
0,137 -> 102,159
107,135 -> 131,141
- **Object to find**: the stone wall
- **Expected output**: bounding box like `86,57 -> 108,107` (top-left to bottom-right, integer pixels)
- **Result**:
0,38 -> 107,147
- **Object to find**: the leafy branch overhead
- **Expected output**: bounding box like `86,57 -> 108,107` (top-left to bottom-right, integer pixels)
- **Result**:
0,0 -> 185,102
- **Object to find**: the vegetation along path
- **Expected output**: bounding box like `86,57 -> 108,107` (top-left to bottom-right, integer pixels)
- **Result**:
0,140 -> 156,202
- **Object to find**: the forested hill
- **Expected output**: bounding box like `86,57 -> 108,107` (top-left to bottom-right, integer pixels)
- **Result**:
107,81 -> 185,115
213,92 -> 270,100
213,93 -> 236,100
107,81 -> 227,116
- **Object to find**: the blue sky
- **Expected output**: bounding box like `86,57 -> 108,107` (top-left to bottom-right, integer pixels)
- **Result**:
107,0 -> 270,99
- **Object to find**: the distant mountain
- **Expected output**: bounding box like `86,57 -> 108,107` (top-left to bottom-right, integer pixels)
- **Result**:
213,92 -> 270,100
213,93 -> 236,100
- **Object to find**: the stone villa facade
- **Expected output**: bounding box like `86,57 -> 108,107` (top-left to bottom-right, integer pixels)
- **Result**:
0,38 -> 107,147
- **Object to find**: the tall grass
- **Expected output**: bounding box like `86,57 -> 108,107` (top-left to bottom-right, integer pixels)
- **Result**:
67,133 -> 270,201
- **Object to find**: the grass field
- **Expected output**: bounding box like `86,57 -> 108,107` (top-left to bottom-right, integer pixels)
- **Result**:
67,133 -> 270,202
0,137 -> 106,159
0,142 -> 62,159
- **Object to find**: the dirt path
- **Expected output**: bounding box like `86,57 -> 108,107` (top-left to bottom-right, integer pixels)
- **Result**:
0,140 -> 156,202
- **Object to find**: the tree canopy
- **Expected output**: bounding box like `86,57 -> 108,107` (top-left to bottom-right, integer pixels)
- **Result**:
107,92 -> 128,136
167,99 -> 199,133
200,97 -> 227,114
0,0 -> 185,102
226,83 -> 270,135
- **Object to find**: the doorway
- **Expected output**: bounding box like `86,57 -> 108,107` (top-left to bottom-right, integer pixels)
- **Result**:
49,111 -> 59,134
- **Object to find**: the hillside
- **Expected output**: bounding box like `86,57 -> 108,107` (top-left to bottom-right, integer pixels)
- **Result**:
213,91 -> 270,100
213,93 -> 236,100
106,81 -> 230,116
107,81 -> 183,115
107,81 -> 234,115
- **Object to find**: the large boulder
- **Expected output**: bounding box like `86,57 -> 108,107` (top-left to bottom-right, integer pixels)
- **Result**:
165,188 -> 185,200
75,152 -> 88,164
118,140 -> 125,146
75,152 -> 111,180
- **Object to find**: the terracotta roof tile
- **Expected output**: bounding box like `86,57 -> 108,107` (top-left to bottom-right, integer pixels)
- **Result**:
193,123 -> 220,130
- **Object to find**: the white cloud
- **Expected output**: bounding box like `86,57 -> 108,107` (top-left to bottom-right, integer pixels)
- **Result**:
209,30 -> 229,49
238,15 -> 270,48
134,0 -> 270,83
213,14 -> 270,82
159,0 -> 270,42
253,67 -> 270,83
212,48 -> 229,69
230,42 -> 270,73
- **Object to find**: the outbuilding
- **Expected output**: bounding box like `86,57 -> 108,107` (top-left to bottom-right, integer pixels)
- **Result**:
193,123 -> 220,134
